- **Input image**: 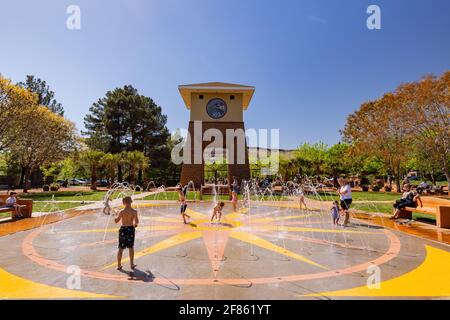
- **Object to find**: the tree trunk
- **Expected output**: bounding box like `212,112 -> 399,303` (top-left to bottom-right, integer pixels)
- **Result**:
430,168 -> 436,185
118,164 -> 123,182
130,166 -> 135,185
19,166 -> 26,189
395,163 -> 401,193
91,166 -> 97,190
138,168 -> 143,185
22,167 -> 31,193
442,159 -> 450,190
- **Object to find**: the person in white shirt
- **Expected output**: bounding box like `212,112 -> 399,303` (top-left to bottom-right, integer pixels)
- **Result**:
338,178 -> 352,226
5,192 -> 24,219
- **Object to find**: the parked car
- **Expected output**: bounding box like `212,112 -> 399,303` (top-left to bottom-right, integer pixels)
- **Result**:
96,179 -> 109,187
69,179 -> 87,185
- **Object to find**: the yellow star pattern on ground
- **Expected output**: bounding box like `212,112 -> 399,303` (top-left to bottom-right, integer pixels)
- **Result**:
63,206 -> 383,275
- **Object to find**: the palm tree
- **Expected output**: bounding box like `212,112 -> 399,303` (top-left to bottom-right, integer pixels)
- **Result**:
102,153 -> 120,186
124,151 -> 148,186
79,150 -> 105,190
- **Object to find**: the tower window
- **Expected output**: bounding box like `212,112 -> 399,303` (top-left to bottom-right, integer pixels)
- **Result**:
199,94 -> 204,99
230,95 -> 235,100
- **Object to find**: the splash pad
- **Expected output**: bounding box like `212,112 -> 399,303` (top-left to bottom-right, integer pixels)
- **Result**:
0,180 -> 449,299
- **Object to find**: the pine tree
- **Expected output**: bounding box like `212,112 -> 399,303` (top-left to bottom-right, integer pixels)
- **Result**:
83,85 -> 171,181
18,75 -> 64,115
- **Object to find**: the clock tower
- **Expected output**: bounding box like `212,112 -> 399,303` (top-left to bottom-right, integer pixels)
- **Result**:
178,82 -> 255,187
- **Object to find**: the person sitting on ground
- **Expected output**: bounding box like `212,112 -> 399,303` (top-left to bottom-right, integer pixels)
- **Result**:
5,192 -> 24,219
211,202 -> 225,223
114,196 -> 139,270
390,184 -> 422,220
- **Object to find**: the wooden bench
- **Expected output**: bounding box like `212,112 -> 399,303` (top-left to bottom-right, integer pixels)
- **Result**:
397,196 -> 450,229
0,195 -> 33,219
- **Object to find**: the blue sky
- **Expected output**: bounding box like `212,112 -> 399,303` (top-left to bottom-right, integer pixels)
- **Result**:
1,0 -> 449,149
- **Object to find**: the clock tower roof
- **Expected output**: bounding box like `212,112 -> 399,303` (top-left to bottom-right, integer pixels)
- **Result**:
178,82 -> 255,110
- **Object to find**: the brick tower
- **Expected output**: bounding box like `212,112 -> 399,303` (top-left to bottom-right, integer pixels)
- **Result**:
178,82 -> 255,188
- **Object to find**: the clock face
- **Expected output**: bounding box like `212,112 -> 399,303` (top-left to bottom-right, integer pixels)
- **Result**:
206,98 -> 227,119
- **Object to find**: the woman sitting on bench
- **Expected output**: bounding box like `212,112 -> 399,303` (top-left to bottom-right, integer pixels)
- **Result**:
390,184 -> 422,220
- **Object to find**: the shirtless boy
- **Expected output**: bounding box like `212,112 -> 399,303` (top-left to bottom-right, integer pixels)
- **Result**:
114,196 -> 139,270
177,184 -> 191,224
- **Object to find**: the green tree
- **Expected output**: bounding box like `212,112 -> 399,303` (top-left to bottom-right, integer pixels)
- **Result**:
9,106 -> 77,192
123,150 -> 149,186
342,95 -> 412,192
18,75 -> 64,115
56,157 -> 79,181
397,72 -> 450,187
294,142 -> 328,177
324,143 -> 350,180
102,153 -> 121,185
78,150 -> 106,190
0,75 -> 37,151
83,86 -> 170,180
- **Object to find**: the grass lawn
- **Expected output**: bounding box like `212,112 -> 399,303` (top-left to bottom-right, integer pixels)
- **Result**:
15,190 -> 143,202
351,203 -> 436,222
142,191 -> 288,201
1,201 -> 84,216
32,202 -> 85,212
307,191 -> 402,202
0,211 -> 11,219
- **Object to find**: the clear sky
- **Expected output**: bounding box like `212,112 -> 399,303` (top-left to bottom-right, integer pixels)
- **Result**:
1,0 -> 449,149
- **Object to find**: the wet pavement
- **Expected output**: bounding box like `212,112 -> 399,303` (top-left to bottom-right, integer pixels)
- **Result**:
0,201 -> 449,299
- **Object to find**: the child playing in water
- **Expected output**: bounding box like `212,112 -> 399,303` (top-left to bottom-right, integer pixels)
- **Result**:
177,184 -> 191,224
231,189 -> 238,212
103,197 -> 111,215
114,196 -> 139,271
211,202 -> 225,223
331,201 -> 340,225
298,188 -> 307,209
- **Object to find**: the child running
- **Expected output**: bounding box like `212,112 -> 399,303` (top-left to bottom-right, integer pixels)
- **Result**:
331,201 -> 340,225
211,202 -> 225,223
103,196 -> 111,215
298,188 -> 307,209
114,196 -> 139,271
177,184 -> 191,224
